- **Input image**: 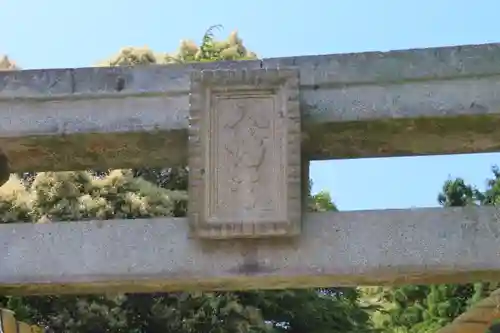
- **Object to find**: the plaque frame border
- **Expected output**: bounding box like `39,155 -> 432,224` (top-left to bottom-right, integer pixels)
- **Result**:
188,68 -> 301,239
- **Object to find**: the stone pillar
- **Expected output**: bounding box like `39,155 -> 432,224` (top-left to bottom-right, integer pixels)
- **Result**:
188,68 -> 302,239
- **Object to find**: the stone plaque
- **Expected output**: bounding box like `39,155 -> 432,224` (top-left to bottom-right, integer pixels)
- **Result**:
188,68 -> 301,239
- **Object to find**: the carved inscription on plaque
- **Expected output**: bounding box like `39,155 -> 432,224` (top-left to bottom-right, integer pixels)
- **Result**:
188,69 -> 301,239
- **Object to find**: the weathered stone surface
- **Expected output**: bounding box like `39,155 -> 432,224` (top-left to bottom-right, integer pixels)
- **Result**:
0,96 -> 188,171
2,43 -> 500,99
2,207 -> 500,295
188,69 -> 301,239
2,43 -> 500,171
0,68 -> 73,98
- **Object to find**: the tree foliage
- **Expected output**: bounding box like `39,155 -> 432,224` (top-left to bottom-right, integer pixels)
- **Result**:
0,55 -> 18,70
98,25 -> 257,67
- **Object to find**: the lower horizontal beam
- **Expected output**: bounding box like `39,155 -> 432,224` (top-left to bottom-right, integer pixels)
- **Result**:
2,206 -> 500,295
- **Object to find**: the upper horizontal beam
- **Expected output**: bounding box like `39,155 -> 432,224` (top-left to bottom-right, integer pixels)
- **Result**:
2,206 -> 500,295
3,43 -> 500,100
2,43 -> 500,171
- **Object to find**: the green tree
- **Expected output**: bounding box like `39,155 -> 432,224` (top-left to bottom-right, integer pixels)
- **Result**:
0,55 -> 18,70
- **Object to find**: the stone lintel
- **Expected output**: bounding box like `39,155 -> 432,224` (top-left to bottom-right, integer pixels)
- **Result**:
2,43 -> 500,171
2,207 -> 500,295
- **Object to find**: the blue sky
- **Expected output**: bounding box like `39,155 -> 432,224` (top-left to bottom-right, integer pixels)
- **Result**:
1,0 -> 499,211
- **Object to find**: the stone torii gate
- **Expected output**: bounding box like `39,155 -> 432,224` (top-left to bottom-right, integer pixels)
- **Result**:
1,43 -> 500,311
